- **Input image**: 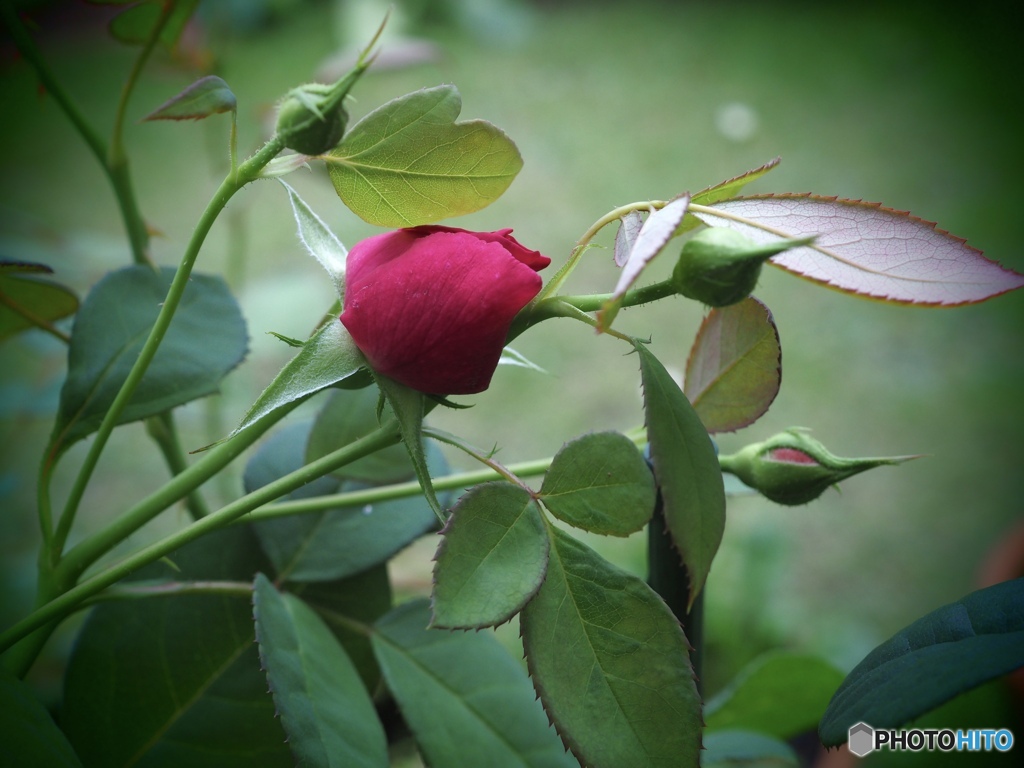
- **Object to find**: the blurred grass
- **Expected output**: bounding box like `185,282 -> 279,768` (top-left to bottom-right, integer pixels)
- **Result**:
1,0 -> 1022,714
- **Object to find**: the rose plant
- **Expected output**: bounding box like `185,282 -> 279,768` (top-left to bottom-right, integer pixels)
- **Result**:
2,6 -> 1023,768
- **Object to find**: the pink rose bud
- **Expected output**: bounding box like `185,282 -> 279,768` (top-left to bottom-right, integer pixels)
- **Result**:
340,226 -> 550,395
718,428 -> 917,506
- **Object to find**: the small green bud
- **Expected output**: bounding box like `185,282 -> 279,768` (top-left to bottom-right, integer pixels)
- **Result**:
672,228 -> 815,307
719,428 -> 917,506
275,83 -> 349,155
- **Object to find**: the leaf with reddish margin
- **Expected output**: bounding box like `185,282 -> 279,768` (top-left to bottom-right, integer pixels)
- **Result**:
693,157 -> 782,207
685,297 -> 781,433
692,194 -> 1024,305
143,75 -> 236,121
676,157 -> 781,236
598,194 -> 690,332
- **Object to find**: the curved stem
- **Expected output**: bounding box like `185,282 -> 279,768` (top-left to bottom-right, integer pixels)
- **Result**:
535,200 -> 661,302
51,137 -> 285,557
106,0 -> 173,265
58,395 -> 301,585
1,420 -> 401,656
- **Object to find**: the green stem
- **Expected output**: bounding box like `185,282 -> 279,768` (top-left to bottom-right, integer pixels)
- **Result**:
8,397 -> 300,676
0,6 -> 108,173
0,421 -> 401,656
82,580 -> 254,607
58,397 -> 301,586
554,280 -> 677,314
106,0 -> 172,265
242,456 -> 558,523
50,136 -> 285,557
535,200 -> 660,302
145,412 -> 212,521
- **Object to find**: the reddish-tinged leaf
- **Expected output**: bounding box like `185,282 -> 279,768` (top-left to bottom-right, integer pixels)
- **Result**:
684,297 -> 781,433
692,194 -> 1024,305
143,75 -> 236,121
613,211 -> 644,267
598,194 -> 690,332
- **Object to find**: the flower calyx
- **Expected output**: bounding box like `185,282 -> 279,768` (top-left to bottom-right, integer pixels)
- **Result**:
275,82 -> 350,156
719,428 -> 918,506
672,227 -> 815,307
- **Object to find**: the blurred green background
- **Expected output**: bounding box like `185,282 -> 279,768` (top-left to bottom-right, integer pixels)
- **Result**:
2,0 -> 1022,760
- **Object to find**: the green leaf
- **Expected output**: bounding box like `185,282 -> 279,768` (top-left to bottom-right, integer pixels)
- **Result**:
53,266 -> 247,455
326,85 -> 522,227
675,158 -> 781,236
819,578 -> 1024,746
431,482 -> 549,629
299,565 -> 393,693
702,730 -> 799,768
539,431 -> 656,536
245,422 -> 437,583
229,317 -> 364,440
372,600 -> 575,768
705,652 -> 844,739
684,297 -> 781,433
0,665 -> 83,767
307,387 -> 412,484
372,372 -> 444,522
0,265 -> 78,341
61,527 -> 290,768
636,341 -> 725,609
521,527 -> 702,768
143,75 -> 237,121
109,0 -> 200,47
253,574 -> 388,768
692,158 -> 781,207
598,195 -> 690,333
280,181 -> 346,300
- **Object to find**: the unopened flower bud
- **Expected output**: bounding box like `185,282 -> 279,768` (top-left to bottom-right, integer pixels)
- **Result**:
275,83 -> 349,155
672,228 -> 815,307
718,428 -> 917,506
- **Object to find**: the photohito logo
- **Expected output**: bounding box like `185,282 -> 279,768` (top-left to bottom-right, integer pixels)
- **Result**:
847,722 -> 1015,757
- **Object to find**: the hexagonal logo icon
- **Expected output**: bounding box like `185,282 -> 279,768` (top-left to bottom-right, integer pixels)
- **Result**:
848,722 -> 875,757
